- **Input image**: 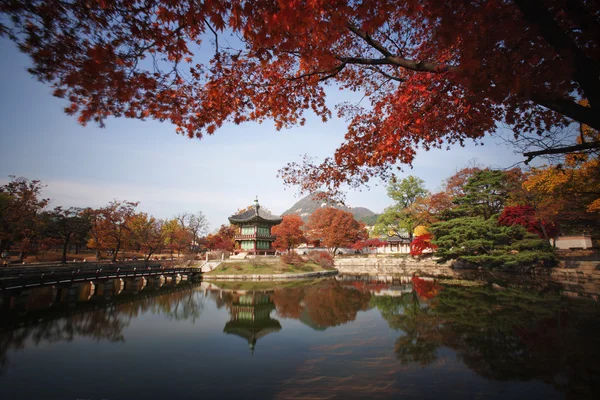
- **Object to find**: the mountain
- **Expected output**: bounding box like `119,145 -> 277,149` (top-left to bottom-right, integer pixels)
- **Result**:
282,193 -> 377,223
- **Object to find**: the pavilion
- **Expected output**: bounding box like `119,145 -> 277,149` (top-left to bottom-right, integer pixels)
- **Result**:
228,198 -> 282,255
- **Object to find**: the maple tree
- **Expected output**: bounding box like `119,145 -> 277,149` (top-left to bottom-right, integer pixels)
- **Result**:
351,238 -> 386,251
88,200 -> 138,262
521,120 -> 600,236
410,233 -> 437,257
206,224 -> 236,252
272,214 -> 305,252
305,207 -> 367,256
0,177 -> 49,261
498,205 -> 559,241
1,1 -> 598,195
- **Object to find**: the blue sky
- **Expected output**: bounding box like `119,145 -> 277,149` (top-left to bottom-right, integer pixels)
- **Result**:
0,39 -> 526,231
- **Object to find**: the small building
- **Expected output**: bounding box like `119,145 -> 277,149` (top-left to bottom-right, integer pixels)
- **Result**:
554,235 -> 594,250
228,198 -> 283,255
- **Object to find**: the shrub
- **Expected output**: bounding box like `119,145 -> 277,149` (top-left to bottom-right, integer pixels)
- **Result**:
280,252 -> 305,266
306,251 -> 335,269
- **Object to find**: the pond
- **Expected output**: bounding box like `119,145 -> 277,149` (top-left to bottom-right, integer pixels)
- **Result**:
0,275 -> 599,399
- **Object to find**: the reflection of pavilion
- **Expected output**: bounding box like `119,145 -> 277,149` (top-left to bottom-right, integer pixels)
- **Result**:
223,292 -> 281,355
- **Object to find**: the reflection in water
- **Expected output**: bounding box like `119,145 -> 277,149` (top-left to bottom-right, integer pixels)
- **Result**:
1,275 -> 599,399
223,292 -> 281,354
371,278 -> 600,399
0,277 -> 203,375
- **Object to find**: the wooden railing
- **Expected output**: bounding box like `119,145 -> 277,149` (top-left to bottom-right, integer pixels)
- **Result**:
0,264 -> 202,291
234,234 -> 276,240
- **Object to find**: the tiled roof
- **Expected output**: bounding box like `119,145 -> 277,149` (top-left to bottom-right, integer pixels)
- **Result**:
229,204 -> 283,224
387,235 -> 411,243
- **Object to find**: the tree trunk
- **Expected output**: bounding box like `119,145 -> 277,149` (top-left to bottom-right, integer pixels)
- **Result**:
539,219 -> 550,242
0,238 -> 9,254
61,233 -> 72,264
112,240 -> 121,263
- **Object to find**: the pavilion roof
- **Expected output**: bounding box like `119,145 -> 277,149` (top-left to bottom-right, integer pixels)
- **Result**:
228,200 -> 283,225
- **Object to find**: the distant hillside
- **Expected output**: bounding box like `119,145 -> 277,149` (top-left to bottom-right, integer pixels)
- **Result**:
358,213 -> 380,226
282,193 -> 376,222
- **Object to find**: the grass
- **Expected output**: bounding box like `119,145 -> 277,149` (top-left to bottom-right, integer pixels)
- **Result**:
205,260 -> 327,276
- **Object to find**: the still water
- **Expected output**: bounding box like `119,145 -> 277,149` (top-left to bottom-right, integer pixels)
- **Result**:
0,275 -> 599,399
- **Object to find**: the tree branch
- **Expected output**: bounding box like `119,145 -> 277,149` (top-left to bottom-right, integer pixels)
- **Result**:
523,141 -> 600,163
513,0 -> 600,109
203,18 -> 219,57
532,94 -> 600,131
345,22 -> 459,73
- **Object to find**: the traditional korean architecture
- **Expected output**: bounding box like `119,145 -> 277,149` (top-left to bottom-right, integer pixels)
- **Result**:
228,198 -> 282,255
223,291 -> 282,354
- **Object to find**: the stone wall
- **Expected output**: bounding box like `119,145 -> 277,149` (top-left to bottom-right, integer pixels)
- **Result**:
334,256 -> 600,284
334,257 -> 456,277
551,260 -> 600,282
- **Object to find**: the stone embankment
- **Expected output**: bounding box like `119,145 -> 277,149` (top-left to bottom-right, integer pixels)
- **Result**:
334,257 -> 455,277
551,260 -> 600,283
204,270 -> 337,281
334,256 -> 600,283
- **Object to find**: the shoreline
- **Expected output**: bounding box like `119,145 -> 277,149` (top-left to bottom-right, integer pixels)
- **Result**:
203,269 -> 338,281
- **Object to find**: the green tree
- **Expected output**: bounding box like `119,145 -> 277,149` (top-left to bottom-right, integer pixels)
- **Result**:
374,176 -> 428,240
430,216 -> 556,271
451,170 -> 513,220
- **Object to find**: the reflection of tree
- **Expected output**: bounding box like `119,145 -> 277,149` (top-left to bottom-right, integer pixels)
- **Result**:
151,290 -> 204,323
372,282 -> 600,398
411,277 -> 442,299
270,287 -> 304,319
0,306 -> 128,375
0,283 -> 203,375
270,281 -> 371,329
371,292 -> 441,366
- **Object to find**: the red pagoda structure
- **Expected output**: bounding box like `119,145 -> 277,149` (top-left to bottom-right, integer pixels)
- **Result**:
228,198 -> 282,255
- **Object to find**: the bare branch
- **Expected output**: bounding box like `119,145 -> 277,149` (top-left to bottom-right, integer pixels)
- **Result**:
203,18 -> 219,57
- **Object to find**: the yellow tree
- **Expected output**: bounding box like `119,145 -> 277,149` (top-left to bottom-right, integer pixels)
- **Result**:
162,218 -> 192,258
523,115 -> 600,236
128,213 -> 165,262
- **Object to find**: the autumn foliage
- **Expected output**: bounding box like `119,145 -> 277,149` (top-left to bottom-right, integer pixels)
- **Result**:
498,205 -> 559,240
280,251 -> 305,266
305,207 -> 367,256
411,277 -> 442,300
410,234 -> 437,257
305,251 -> 334,269
272,214 -> 305,251
2,1 -> 598,195
351,238 -> 387,251
206,225 -> 236,252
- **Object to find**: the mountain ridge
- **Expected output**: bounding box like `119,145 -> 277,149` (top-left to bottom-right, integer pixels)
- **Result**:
282,193 -> 378,223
